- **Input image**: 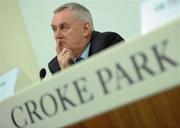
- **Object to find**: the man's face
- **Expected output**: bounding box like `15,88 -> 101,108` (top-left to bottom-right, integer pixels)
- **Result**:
51,9 -> 89,57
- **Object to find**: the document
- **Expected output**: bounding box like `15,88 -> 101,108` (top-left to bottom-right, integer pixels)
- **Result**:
0,67 -> 19,101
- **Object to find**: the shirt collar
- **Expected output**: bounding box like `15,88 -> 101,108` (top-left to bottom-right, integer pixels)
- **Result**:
79,43 -> 90,60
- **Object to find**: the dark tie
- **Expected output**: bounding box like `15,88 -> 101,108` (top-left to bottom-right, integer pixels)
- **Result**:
75,57 -> 85,64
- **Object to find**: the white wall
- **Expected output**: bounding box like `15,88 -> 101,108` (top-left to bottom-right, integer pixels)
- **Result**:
0,1 -> 2,72
0,0 -> 39,82
141,0 -> 180,34
18,0 -> 141,76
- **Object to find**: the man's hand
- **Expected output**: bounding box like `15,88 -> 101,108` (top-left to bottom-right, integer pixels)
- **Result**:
56,47 -> 75,70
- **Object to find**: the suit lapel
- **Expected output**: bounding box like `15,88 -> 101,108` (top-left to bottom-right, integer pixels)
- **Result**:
89,31 -> 102,56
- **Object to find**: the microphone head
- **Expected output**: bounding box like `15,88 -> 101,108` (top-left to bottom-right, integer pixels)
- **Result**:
39,68 -> 46,80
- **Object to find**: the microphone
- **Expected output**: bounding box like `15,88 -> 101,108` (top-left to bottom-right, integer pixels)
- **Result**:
39,68 -> 46,80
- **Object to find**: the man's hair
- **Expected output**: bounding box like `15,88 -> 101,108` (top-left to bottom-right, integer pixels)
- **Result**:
54,2 -> 94,30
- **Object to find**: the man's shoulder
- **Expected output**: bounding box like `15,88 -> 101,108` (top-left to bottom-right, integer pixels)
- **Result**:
91,31 -> 124,47
92,31 -> 121,37
94,31 -> 120,36
89,31 -> 124,56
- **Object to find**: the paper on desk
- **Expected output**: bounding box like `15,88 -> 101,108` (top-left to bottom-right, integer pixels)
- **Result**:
0,67 -> 19,101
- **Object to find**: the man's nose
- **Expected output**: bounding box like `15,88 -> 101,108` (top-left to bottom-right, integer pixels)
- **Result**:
55,29 -> 63,39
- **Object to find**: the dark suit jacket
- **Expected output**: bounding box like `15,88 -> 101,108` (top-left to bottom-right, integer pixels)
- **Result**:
48,31 -> 124,74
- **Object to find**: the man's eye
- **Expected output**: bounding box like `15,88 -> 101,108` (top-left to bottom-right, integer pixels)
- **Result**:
52,27 -> 56,32
61,26 -> 69,32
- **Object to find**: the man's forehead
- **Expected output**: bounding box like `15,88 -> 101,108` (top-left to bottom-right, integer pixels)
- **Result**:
52,9 -> 77,25
54,8 -> 76,19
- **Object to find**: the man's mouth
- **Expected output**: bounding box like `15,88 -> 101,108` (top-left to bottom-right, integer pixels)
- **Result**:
60,44 -> 67,51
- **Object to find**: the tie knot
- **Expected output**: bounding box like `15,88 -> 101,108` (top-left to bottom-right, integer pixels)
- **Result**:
75,57 -> 85,63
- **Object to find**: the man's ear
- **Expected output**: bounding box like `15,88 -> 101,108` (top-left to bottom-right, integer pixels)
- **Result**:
83,22 -> 91,37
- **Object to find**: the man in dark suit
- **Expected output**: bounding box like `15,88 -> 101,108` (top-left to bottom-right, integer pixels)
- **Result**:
48,2 -> 124,74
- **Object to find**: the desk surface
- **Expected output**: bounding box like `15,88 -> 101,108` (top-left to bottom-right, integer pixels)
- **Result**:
67,86 -> 180,128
